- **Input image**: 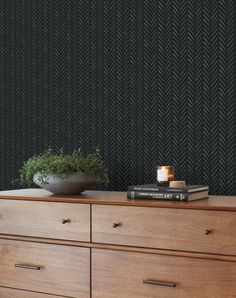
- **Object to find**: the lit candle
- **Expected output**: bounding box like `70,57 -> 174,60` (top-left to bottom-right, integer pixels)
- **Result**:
157,166 -> 175,187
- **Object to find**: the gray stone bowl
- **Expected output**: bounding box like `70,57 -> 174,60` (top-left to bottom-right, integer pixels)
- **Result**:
33,172 -> 99,195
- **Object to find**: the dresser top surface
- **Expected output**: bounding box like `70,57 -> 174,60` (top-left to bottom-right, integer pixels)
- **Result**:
0,188 -> 235,211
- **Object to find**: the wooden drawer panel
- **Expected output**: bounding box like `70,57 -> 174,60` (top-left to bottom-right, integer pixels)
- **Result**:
0,200 -> 90,241
0,239 -> 90,298
92,205 -> 236,255
0,287 -> 63,297
92,249 -> 236,298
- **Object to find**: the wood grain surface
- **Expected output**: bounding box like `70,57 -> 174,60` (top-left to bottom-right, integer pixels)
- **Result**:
92,205 -> 236,255
0,239 -> 90,297
0,199 -> 90,241
92,249 -> 236,298
0,188 -> 236,211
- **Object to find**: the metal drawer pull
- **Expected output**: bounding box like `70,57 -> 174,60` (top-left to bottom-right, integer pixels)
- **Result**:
143,279 -> 176,288
15,264 -> 43,270
113,222 -> 122,228
205,229 -> 212,235
62,219 -> 71,224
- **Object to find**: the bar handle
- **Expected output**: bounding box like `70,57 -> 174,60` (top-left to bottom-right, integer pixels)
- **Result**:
143,279 -> 176,288
15,263 -> 43,270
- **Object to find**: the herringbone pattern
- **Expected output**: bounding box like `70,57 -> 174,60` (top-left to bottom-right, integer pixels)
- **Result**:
0,0 -> 235,195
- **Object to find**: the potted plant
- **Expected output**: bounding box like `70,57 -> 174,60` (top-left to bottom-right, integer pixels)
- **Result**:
19,148 -> 108,195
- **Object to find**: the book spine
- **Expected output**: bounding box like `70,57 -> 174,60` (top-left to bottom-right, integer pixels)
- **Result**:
128,187 -> 188,194
127,190 -> 188,201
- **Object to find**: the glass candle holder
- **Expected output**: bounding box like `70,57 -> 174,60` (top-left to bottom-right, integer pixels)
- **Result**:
157,166 -> 175,187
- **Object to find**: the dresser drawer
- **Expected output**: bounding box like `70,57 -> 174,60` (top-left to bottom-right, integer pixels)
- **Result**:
0,287 -> 63,297
0,200 -> 90,241
92,249 -> 236,298
92,205 -> 236,255
0,239 -> 90,298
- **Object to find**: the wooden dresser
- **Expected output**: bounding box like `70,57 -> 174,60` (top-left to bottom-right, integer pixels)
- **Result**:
0,189 -> 236,297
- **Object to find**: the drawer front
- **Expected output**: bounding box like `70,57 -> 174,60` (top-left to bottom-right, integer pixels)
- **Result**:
92,205 -> 236,255
92,249 -> 236,298
0,200 -> 90,241
0,239 -> 90,298
0,287 -> 63,298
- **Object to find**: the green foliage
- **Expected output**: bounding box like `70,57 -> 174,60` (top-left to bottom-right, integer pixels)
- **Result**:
19,148 -> 109,185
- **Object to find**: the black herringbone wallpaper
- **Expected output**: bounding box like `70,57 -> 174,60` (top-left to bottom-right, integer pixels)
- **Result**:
0,0 -> 235,194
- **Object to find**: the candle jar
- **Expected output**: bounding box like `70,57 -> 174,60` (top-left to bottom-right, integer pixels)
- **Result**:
157,166 -> 174,187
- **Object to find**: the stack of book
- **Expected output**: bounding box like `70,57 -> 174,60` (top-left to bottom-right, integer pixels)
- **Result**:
127,184 -> 209,202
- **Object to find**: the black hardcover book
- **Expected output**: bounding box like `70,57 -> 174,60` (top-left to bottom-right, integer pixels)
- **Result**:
127,190 -> 209,201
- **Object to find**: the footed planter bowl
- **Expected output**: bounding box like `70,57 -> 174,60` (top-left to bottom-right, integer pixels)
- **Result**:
33,172 -> 99,195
